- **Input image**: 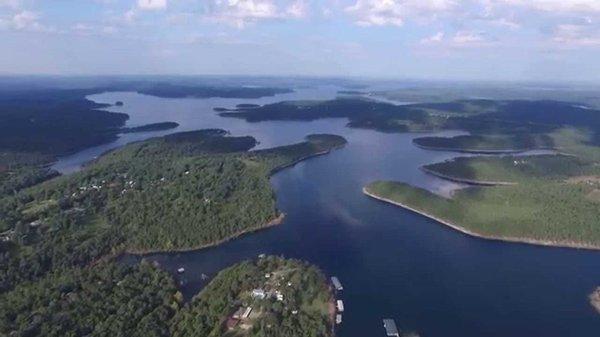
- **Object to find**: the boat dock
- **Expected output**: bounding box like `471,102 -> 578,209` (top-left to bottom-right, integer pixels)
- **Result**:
383,319 -> 400,337
331,276 -> 343,291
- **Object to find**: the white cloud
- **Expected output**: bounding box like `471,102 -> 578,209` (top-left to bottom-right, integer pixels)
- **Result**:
452,30 -> 485,44
552,24 -> 600,46
0,10 -> 52,32
417,30 -> 492,48
138,0 -> 167,10
420,31 -> 445,44
495,0 -> 600,13
345,0 -> 457,27
286,0 -> 308,18
0,0 -> 21,8
124,8 -> 137,23
207,0 -> 305,28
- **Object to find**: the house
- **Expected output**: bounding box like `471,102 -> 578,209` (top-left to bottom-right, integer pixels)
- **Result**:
251,289 -> 266,299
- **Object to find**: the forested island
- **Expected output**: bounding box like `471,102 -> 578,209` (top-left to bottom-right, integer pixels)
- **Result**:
412,134 -> 554,153
364,148 -> 600,249
120,122 -> 180,133
1,256 -> 333,337
0,127 -> 345,336
134,83 -> 292,99
218,97 -> 600,138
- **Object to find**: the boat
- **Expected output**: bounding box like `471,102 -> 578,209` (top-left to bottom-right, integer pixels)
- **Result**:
336,314 -> 342,324
336,300 -> 344,312
177,267 -> 185,273
383,319 -> 400,337
331,276 -> 343,291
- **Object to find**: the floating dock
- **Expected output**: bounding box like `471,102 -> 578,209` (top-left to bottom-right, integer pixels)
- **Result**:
331,276 -> 343,291
383,319 -> 400,337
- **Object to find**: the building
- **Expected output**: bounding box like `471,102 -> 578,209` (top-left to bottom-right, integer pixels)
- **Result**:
242,307 -> 253,319
251,288 -> 266,299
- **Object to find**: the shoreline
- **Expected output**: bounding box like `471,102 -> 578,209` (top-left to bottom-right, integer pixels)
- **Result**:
420,166 -> 516,186
412,142 -> 540,154
126,212 -> 286,255
269,143 -> 347,174
362,187 -> 600,251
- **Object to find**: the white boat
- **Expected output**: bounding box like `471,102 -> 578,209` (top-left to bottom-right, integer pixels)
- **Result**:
331,276 -> 343,291
177,267 -> 185,273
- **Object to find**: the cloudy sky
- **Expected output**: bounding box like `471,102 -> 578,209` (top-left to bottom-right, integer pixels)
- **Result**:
1,0 -> 600,81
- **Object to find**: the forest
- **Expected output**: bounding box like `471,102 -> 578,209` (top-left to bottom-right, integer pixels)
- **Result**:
219,98 -> 600,145
0,127 -> 343,337
412,134 -> 555,153
171,256 -> 333,337
0,130 -> 345,290
121,122 -> 180,133
0,255 -> 332,337
365,147 -> 600,248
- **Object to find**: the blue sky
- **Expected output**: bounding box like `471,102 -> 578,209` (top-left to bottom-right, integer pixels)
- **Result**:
1,0 -> 600,81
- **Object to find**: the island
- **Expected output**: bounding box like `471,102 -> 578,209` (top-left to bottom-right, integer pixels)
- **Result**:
364,150 -> 600,249
219,98 -> 600,137
412,134 -> 554,154
134,83 -> 293,99
120,122 -> 179,133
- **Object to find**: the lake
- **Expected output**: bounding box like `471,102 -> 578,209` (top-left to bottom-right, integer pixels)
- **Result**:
54,86 -> 600,337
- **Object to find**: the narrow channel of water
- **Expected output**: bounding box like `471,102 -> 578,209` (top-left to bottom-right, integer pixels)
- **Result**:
54,87 -> 600,337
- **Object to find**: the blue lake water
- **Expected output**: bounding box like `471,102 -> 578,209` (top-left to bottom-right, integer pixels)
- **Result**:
53,87 -> 600,337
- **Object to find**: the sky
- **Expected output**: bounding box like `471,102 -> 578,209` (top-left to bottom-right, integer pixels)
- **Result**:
1,0 -> 600,81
